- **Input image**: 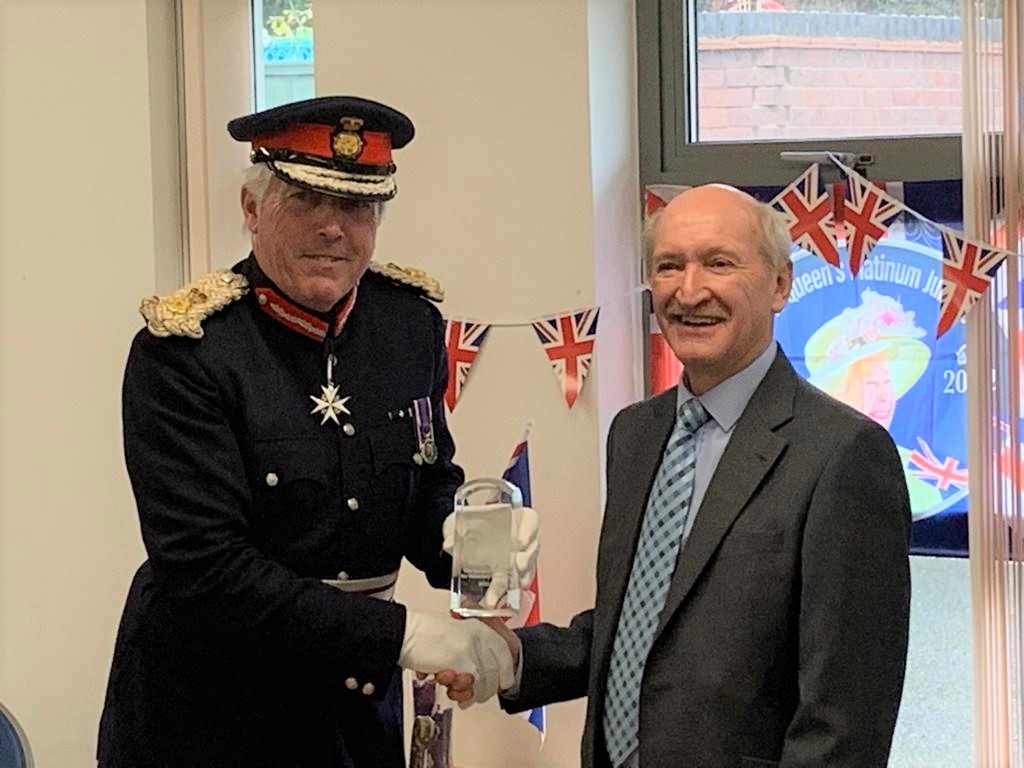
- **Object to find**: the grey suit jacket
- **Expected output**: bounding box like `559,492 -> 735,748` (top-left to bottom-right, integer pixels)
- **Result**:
506,350 -> 911,768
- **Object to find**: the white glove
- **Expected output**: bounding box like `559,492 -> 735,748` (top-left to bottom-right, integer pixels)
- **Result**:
443,506 -> 539,590
398,611 -> 515,705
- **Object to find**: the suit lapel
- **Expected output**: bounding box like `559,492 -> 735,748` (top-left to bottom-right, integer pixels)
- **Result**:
594,390 -> 676,663
654,352 -> 797,639
624,390 -> 677,526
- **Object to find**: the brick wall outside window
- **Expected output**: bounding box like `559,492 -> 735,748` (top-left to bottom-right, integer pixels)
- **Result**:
694,12 -> 998,141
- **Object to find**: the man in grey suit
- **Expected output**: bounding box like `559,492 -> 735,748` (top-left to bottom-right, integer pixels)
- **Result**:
482,184 -> 911,767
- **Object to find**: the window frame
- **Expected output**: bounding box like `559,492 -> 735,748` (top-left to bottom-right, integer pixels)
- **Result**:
176,0 -> 258,277
637,0 -> 963,187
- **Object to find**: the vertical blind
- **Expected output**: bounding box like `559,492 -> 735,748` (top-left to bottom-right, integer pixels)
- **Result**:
963,0 -> 1024,763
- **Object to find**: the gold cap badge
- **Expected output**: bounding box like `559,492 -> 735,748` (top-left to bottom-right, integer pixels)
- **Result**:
332,116 -> 365,160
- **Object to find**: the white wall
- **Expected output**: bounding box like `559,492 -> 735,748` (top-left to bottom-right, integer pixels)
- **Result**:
0,0 -> 178,764
311,1 -> 641,766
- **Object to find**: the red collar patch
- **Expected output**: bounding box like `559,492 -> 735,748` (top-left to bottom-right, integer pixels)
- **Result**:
254,284 -> 358,341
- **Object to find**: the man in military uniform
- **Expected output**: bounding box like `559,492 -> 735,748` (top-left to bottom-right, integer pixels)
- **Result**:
98,96 -> 534,767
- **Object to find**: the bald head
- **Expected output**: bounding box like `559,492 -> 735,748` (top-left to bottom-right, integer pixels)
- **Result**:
681,183 -> 760,210
643,184 -> 791,276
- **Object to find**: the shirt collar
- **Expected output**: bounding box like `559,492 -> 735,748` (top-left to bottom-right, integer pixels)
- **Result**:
676,341 -> 777,432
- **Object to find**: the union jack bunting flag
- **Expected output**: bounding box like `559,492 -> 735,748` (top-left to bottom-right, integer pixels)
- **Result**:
644,184 -> 688,218
937,229 -> 1005,337
532,308 -> 600,408
771,164 -> 840,267
842,175 -> 904,277
442,318 -> 490,412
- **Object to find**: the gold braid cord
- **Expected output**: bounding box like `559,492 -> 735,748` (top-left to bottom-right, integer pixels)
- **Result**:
368,261 -> 444,302
139,269 -> 250,339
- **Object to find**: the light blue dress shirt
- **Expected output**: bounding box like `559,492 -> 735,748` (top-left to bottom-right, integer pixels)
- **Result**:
673,340 -> 778,546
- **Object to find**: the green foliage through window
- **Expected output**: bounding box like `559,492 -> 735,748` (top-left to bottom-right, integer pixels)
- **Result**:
263,0 -> 313,38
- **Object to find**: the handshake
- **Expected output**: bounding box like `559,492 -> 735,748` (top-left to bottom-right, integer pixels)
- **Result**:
396,505 -> 539,707
398,611 -> 520,707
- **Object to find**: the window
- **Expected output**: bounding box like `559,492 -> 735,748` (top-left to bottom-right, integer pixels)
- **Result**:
638,0 -> 962,185
252,0 -> 315,111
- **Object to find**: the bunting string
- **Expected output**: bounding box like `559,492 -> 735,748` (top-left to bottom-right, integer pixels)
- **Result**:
647,161 -> 1020,338
442,288 -> 646,412
828,156 -> 1015,338
445,165 -> 1023,412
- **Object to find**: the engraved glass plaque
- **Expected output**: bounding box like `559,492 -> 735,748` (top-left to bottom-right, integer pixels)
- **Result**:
449,477 -> 522,618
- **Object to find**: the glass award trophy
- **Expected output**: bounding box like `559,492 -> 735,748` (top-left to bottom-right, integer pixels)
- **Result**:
449,477 -> 522,618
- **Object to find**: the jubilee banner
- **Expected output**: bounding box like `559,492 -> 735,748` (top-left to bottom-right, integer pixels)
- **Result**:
777,177 -> 973,555
766,177 -> 969,555
774,213 -> 968,555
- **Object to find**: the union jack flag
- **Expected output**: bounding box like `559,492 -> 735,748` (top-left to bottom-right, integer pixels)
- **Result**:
771,164 -> 840,267
442,318 -> 490,413
936,229 -> 1005,337
532,308 -> 600,408
500,429 -> 545,740
909,437 -> 968,490
842,175 -> 904,277
644,184 -> 688,217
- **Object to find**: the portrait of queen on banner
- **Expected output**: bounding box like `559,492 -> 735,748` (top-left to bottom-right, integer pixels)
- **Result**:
773,210 -> 969,556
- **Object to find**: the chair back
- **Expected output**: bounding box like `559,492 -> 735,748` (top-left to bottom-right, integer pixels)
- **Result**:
0,702 -> 32,768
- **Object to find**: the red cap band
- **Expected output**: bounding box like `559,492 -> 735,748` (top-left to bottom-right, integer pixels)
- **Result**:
252,123 -> 393,167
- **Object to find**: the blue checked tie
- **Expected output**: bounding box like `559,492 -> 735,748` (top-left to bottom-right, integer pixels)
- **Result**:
602,398 -> 709,767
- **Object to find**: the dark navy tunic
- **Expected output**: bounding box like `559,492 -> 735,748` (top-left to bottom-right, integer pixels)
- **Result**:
98,256 -> 462,767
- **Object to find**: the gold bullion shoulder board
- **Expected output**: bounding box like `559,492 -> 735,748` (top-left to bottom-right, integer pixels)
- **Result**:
140,269 -> 250,339
368,262 -> 444,303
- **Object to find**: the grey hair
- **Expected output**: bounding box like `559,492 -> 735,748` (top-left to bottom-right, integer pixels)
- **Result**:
641,197 -> 792,275
242,162 -> 276,202
640,209 -> 664,281
756,200 -> 793,271
241,162 -> 387,220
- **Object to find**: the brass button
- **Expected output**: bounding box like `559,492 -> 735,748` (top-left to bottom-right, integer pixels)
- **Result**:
257,293 -> 268,305
265,472 -> 279,487
345,677 -> 358,690
347,498 -> 360,511
337,571 -> 350,581
343,423 -> 356,436
362,682 -> 375,696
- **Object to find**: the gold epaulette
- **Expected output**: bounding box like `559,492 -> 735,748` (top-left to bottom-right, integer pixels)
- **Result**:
140,269 -> 249,339
368,261 -> 444,302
